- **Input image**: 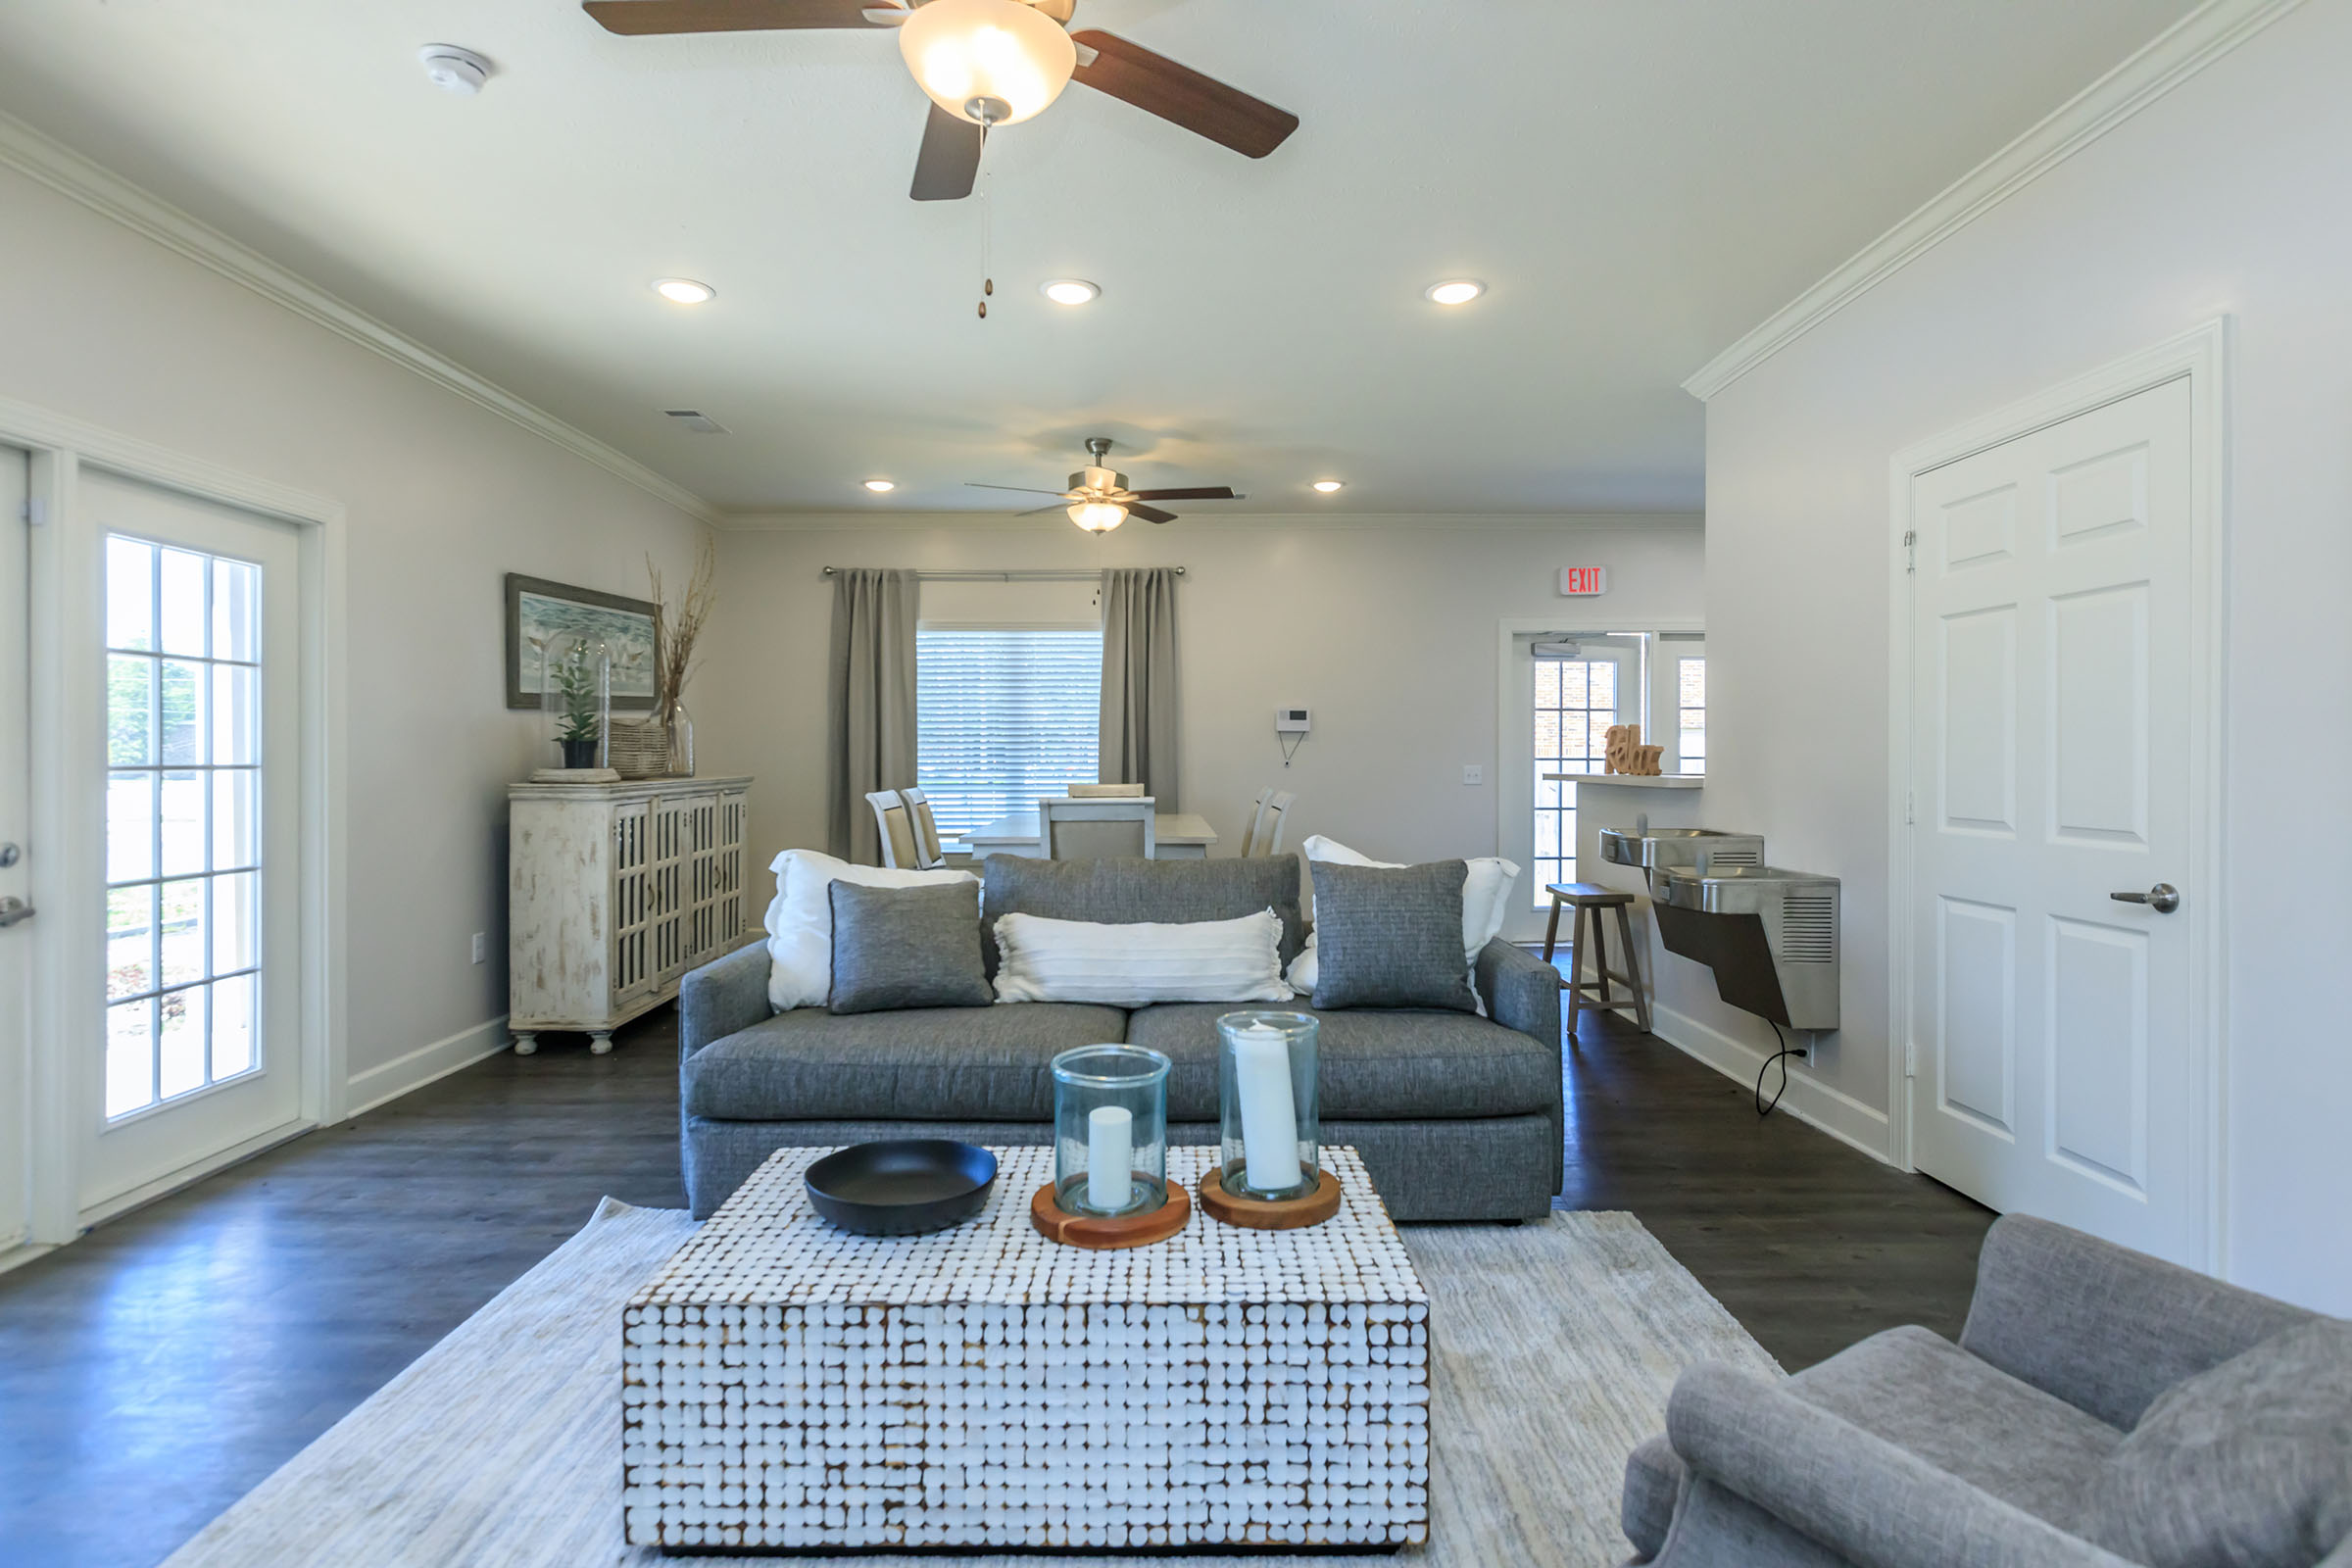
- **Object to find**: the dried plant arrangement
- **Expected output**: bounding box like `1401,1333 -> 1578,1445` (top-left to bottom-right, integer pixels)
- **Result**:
646,538 -> 716,724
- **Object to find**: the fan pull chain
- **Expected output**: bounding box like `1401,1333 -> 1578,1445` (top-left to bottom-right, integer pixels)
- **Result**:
976,136 -> 994,319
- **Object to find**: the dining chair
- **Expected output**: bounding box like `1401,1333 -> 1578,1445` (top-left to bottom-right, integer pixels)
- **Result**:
1039,797 -> 1156,859
1250,790 -> 1296,857
1238,788 -> 1273,855
865,789 -> 919,868
1066,782 -> 1148,798
896,786 -> 948,869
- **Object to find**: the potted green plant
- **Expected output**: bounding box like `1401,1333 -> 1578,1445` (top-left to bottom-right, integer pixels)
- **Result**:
548,639 -> 609,770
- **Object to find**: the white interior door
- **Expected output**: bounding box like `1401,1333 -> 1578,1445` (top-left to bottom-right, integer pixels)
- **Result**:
82,472 -> 305,1211
0,448 -> 28,1251
1500,635 -> 1636,940
1907,376 -> 2202,1264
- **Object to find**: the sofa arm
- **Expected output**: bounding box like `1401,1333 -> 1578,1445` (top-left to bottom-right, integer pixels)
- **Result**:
1476,938 -> 1560,1049
1959,1214 -> 2313,1430
1665,1363 -> 2136,1568
680,942 -> 774,1059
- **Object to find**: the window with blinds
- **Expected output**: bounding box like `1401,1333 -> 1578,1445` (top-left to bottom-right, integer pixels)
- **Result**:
916,627 -> 1104,843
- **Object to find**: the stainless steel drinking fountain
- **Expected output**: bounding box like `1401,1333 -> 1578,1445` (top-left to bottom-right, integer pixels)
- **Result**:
1595,825 -> 1766,888
1652,864 -> 1841,1031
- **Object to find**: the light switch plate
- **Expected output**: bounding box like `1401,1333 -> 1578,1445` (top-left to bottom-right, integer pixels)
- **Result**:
1461,764 -> 1484,785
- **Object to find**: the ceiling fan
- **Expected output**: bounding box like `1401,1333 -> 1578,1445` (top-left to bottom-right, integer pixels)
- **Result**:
969,437 -> 1244,532
582,0 -> 1299,202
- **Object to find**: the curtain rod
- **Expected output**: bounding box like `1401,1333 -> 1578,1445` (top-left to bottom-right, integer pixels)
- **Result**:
819,567 -> 1184,581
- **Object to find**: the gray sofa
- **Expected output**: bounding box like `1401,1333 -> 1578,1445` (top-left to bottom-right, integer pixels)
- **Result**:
678,854 -> 1563,1222
1625,1213 -> 2351,1568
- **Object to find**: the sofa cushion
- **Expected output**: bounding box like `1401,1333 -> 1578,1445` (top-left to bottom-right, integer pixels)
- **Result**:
981,855 -> 1307,974
1788,1325 -> 2124,1533
684,1004 -> 1130,1122
1122,1002 -> 1557,1121
2086,1317 -> 2352,1568
1307,859 -> 1479,1013
827,881 -> 992,1014
1622,1432 -> 1686,1560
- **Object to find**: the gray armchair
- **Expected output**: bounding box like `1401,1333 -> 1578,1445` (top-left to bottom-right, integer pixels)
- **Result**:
1625,1213 -> 2347,1568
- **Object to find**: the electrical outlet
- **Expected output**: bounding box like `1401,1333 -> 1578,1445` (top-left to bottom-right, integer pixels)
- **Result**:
1461,764 -> 1484,786
470,932 -> 488,965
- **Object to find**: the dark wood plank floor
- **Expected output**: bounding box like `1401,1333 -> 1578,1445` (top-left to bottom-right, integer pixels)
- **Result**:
0,1002 -> 1991,1568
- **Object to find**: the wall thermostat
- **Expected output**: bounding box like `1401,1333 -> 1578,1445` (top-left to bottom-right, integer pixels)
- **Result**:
1276,707 -> 1312,733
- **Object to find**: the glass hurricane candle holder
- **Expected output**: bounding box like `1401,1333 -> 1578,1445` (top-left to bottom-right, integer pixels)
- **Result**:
1051,1045 -> 1171,1217
1216,1011 -> 1321,1200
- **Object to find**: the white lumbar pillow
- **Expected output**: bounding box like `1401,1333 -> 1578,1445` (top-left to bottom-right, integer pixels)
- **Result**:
1288,834 -> 1520,997
992,908 -> 1293,1007
763,848 -> 978,1011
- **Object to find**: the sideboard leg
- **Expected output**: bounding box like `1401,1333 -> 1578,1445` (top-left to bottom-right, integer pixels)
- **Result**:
513,1032 -> 538,1055
590,1031 -> 613,1055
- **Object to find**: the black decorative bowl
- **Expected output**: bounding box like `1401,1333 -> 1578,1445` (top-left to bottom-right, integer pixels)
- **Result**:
804,1140 -> 999,1237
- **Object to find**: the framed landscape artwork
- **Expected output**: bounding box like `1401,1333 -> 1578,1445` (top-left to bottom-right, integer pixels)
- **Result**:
504,573 -> 660,711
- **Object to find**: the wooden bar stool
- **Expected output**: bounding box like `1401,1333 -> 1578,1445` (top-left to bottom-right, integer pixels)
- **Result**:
1540,882 -> 1653,1034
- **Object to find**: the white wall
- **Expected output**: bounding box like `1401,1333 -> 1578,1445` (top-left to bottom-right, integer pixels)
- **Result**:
0,162 -> 710,1101
1697,0 -> 2352,1310
697,515 -> 1704,887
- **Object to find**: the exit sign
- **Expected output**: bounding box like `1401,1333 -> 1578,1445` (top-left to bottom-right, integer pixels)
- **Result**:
1558,566 -> 1610,596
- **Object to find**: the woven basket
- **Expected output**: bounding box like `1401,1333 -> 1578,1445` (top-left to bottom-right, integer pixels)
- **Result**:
607,717 -> 673,780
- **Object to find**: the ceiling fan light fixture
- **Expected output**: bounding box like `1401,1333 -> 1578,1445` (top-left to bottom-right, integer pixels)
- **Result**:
1068,501 -> 1128,534
1312,480 -> 1345,493
652,277 -> 715,305
1040,278 -> 1100,306
1424,278 -> 1485,306
899,0 -> 1077,127
862,479 -> 896,493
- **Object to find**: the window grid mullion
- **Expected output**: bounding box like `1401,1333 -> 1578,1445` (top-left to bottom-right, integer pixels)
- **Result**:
147,555 -> 163,1109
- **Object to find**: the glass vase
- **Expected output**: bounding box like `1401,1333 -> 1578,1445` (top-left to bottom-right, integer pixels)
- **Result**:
665,701 -> 695,777
1216,1010 -> 1321,1200
1051,1045 -> 1171,1217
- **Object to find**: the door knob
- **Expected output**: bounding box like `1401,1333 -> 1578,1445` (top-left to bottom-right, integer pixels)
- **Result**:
0,896 -> 32,928
2110,883 -> 2180,914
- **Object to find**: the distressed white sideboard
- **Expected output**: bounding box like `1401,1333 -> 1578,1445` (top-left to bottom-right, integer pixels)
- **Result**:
508,775 -> 755,1054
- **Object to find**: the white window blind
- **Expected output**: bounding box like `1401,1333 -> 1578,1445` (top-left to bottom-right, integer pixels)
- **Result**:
916,628 -> 1103,843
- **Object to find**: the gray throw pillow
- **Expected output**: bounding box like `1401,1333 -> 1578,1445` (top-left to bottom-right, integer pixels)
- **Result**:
826,880 -> 991,1014
2086,1317 -> 2352,1568
1308,859 -> 1478,1012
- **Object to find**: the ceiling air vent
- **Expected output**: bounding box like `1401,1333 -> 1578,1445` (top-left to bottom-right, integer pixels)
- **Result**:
663,410 -> 728,434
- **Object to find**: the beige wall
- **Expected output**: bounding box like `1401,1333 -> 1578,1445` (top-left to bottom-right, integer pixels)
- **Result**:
696,514 -> 1705,888
1697,2 -> 2352,1310
0,162 -> 710,1092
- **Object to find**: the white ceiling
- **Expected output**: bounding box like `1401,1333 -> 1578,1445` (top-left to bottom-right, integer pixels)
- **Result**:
0,0 -> 2198,514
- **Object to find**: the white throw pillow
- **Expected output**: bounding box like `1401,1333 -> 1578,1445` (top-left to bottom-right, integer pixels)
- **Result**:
993,908 -> 1293,1007
1288,835 -> 1520,1000
763,848 -> 978,1011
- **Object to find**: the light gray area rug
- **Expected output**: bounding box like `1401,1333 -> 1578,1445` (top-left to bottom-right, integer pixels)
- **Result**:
164,1200 -> 1778,1568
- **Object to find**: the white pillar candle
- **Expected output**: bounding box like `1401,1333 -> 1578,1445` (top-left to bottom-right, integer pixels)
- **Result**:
1233,1023 -> 1302,1194
1086,1105 -> 1133,1212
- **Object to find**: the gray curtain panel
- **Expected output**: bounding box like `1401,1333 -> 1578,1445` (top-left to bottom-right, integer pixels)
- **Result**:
826,568 -> 919,863
1099,566 -> 1182,808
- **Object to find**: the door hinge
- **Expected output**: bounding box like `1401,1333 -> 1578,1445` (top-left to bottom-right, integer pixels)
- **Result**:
1902,529 -> 1917,572
20,497 -> 45,526
1904,789 -> 1916,825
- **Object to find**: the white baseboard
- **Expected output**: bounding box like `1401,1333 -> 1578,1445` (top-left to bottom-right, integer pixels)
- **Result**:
0,1237 -> 51,1277
345,1015 -> 512,1118
1645,1002 -> 1895,1164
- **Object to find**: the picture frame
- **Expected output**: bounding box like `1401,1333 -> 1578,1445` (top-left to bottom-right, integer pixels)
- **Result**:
504,573 -> 660,711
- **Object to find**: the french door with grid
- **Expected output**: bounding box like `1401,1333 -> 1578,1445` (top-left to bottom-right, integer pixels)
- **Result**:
1499,635 -> 1635,939
84,471 -> 303,1209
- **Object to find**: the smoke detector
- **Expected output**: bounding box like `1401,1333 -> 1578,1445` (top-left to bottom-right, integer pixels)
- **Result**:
419,44 -> 492,96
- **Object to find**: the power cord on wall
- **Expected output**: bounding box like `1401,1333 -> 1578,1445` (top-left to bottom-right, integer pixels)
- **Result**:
1278,732 -> 1306,767
1755,1021 -> 1803,1118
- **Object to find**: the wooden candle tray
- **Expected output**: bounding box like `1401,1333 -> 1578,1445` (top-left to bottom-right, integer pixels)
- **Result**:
1198,1166 -> 1343,1230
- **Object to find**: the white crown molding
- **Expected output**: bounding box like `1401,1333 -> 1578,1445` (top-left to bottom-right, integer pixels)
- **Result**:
0,109 -> 721,524
1681,0 -> 2301,402
710,509 -> 1705,534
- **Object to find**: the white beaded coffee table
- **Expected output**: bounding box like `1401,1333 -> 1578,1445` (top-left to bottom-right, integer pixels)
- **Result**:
621,1145 -> 1431,1554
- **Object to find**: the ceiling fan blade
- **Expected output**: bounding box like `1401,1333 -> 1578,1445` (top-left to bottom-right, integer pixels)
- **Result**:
965,482 -> 1073,497
583,0 -> 886,34
1069,30 -> 1298,159
1127,486 -> 1236,502
911,105 -> 984,201
1127,503 -> 1178,525
1012,504 -> 1070,517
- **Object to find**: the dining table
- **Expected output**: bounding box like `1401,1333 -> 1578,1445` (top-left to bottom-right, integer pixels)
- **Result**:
960,809 -> 1218,859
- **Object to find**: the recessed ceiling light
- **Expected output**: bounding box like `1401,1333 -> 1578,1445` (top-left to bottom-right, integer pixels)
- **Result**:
653,277 -> 716,305
1424,278 -> 1484,306
1040,278 -> 1101,306
1312,480 -> 1345,494
418,44 -> 492,96
863,479 -> 896,493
